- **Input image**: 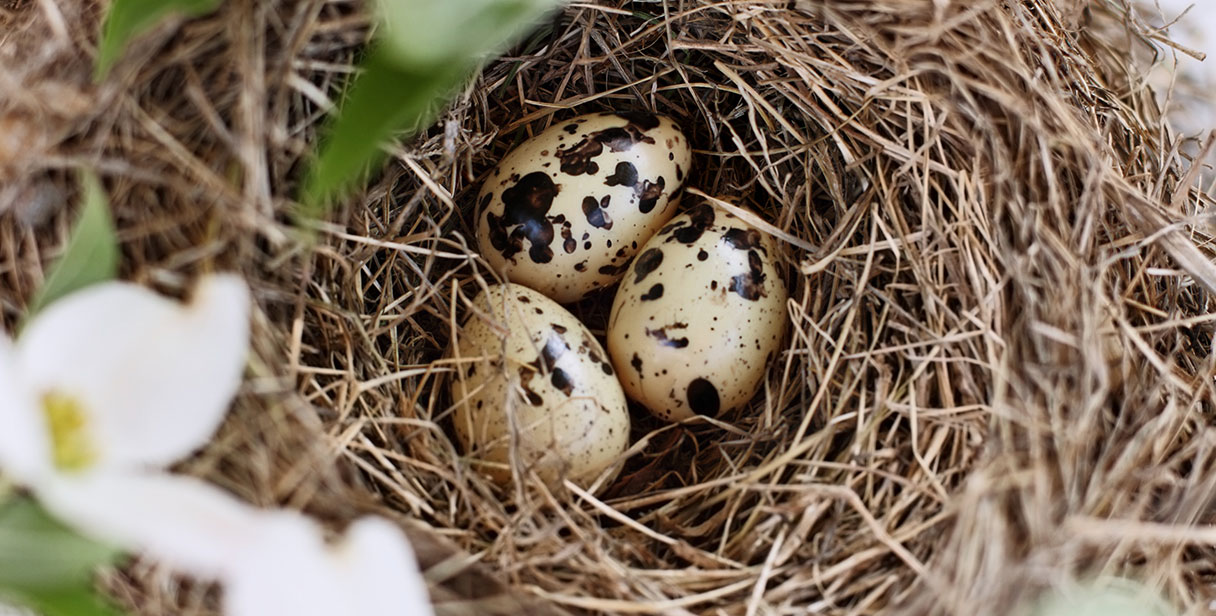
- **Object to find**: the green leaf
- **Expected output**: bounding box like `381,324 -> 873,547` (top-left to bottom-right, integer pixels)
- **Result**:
378,0 -> 565,69
299,0 -> 567,213
27,171 -> 119,317
96,0 -> 223,79
3,585 -> 125,616
0,497 -> 121,589
300,47 -> 477,212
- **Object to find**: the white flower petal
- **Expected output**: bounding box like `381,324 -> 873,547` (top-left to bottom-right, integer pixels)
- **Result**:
223,511 -> 346,616
336,517 -> 434,616
17,274 -> 250,469
36,471 -> 262,580
0,600 -> 35,616
223,513 -> 434,616
0,335 -> 50,483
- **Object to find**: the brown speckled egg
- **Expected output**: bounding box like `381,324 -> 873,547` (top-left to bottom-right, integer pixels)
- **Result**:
449,283 -> 630,490
476,111 -> 692,303
606,201 -> 788,422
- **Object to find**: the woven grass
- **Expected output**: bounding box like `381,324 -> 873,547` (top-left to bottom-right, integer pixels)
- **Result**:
2,0 -> 1216,614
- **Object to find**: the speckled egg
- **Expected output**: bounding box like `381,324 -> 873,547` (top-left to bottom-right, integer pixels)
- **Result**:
606,201 -> 788,421
449,283 -> 631,489
476,111 -> 692,303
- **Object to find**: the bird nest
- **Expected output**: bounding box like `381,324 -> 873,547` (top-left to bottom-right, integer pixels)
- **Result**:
2,0 -> 1215,614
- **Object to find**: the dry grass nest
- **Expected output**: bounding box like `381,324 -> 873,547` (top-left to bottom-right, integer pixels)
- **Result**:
3,0 -> 1216,614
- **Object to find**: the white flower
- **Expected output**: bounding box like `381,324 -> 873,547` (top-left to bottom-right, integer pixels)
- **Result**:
0,275 -> 256,577
0,274 -> 436,614
224,512 -> 435,616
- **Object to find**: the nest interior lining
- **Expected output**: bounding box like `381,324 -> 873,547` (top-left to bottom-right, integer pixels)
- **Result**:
2,0 -> 1215,614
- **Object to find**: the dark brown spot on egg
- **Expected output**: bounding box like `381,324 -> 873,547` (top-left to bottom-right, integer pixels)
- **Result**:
516,295 -> 531,303
640,283 -> 664,301
551,368 -> 574,396
646,322 -> 689,348
581,195 -> 613,230
667,202 -> 716,244
531,333 -> 569,373
598,262 -> 630,276
564,123 -> 579,134
676,165 -> 684,181
574,261 -> 587,272
630,353 -> 643,374
605,162 -> 638,188
524,388 -> 544,406
728,250 -> 768,300
556,126 -> 655,175
637,176 -> 666,214
697,249 -> 708,261
561,226 -> 576,254
551,323 -> 568,334
633,248 -> 663,283
556,140 -> 602,176
723,228 -> 766,252
687,378 -> 720,415
489,172 -> 559,263
587,348 -> 615,375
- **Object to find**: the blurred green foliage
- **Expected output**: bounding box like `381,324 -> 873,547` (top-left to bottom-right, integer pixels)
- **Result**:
297,46 -> 475,215
377,0 -> 563,69
95,0 -> 223,79
27,171 -> 118,318
301,0 -> 566,209
1024,578 -> 1177,616
0,497 -> 123,616
94,0 -> 565,213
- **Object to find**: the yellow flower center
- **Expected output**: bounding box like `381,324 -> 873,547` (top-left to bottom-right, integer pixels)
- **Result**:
41,392 -> 97,472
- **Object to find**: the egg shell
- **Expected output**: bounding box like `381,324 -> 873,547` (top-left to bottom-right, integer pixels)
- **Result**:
476,111 -> 692,303
606,201 -> 788,422
449,283 -> 631,489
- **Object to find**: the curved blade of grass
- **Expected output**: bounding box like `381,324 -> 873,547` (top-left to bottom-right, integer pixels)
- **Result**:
27,171 -> 119,317
299,47 -> 476,214
96,0 -> 223,80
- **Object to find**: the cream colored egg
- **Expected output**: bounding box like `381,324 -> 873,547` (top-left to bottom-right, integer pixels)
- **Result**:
606,201 -> 788,421
449,283 -> 631,489
476,111 -> 692,303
